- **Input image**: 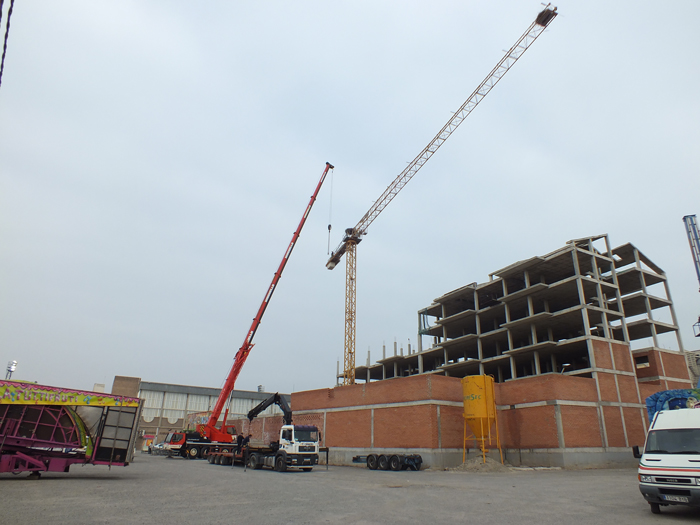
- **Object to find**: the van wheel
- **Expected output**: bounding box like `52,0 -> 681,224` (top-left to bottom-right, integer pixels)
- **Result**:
650,503 -> 661,514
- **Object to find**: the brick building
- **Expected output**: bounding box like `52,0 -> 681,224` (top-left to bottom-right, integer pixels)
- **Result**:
297,235 -> 692,467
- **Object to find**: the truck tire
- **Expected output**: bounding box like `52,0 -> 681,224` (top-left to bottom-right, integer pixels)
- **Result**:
650,503 -> 661,514
367,454 -> 378,470
389,455 -> 402,471
378,455 -> 389,471
201,447 -> 210,459
188,446 -> 199,459
275,454 -> 287,472
247,453 -> 258,470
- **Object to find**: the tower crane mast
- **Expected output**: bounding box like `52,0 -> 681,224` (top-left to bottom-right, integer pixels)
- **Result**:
682,214 -> 700,337
204,162 -> 334,443
326,6 -> 558,385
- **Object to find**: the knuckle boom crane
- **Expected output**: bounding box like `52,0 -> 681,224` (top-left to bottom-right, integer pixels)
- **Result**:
326,6 -> 558,385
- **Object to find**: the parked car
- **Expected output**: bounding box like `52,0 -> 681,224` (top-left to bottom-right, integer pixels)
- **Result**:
149,443 -> 166,455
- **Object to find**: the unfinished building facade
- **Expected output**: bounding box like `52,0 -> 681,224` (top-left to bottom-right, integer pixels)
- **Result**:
305,235 -> 692,467
356,234 -> 687,393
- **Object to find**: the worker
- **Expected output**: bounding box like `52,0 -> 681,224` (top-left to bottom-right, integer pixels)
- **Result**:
242,434 -> 252,448
236,433 -> 244,454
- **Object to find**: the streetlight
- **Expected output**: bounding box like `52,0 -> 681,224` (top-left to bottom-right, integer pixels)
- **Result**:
5,360 -> 17,380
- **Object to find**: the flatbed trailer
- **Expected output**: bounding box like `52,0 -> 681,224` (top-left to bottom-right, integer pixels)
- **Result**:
207,442 -> 317,472
0,380 -> 142,477
352,453 -> 422,471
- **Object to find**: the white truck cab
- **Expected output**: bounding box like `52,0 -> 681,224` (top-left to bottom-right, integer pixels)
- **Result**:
276,424 -> 319,469
636,409 -> 700,514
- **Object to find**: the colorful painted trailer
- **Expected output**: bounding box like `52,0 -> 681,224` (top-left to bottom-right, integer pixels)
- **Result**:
0,380 -> 142,477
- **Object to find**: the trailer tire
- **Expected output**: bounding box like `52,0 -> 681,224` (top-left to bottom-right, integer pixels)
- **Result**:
378,455 -> 389,471
223,455 -> 232,466
207,454 -> 215,464
275,454 -> 287,472
367,454 -> 378,470
389,455 -> 402,471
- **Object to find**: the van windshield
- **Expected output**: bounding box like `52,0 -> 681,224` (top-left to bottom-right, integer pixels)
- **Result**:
645,428 -> 700,454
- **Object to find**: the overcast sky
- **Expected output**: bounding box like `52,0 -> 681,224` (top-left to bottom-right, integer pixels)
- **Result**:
1,1 -> 699,396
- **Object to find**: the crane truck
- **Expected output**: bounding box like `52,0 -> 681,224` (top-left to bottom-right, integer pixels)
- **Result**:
206,392 -> 319,471
161,163 -> 333,460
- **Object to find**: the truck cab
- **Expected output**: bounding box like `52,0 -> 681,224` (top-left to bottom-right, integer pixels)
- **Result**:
274,424 -> 319,470
636,409 -> 700,513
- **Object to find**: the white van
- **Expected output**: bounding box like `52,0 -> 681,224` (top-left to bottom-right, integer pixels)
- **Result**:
635,409 -> 700,514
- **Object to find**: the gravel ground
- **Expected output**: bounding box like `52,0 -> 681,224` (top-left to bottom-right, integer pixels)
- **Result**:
1,453 -> 699,524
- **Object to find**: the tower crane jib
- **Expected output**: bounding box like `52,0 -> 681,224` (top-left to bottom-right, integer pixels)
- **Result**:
326,6 -> 558,385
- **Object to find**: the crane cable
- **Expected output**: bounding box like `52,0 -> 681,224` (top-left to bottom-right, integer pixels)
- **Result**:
326,166 -> 334,255
0,0 -> 15,90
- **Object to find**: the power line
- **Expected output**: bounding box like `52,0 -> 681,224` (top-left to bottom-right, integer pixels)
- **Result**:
0,0 -> 16,91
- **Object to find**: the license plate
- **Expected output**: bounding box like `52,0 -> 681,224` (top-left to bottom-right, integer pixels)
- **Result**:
663,495 -> 690,503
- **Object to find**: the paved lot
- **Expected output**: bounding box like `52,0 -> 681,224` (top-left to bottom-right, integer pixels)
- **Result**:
1,454 -> 699,524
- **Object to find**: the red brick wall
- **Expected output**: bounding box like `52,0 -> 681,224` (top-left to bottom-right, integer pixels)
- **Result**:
611,342 -> 635,373
326,410 -> 371,448
561,406 -> 602,448
661,352 -> 691,381
496,374 -> 598,405
617,375 -> 641,404
592,339 -> 613,369
440,405 -> 465,449
498,405 -> 559,449
597,372 -> 619,402
602,406 -> 626,447
374,405 -> 437,449
623,407 -> 647,445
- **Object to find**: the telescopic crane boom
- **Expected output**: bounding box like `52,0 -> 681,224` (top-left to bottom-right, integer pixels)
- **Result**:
204,162 -> 334,442
326,6 -> 558,385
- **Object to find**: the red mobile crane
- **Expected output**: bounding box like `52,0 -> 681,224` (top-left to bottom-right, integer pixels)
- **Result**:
202,162 -> 334,444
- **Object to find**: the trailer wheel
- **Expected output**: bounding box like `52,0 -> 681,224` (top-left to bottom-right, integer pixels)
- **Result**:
275,454 -> 287,472
367,454 -> 378,470
378,455 -> 389,471
389,455 -> 402,471
207,454 -> 215,464
650,503 -> 661,514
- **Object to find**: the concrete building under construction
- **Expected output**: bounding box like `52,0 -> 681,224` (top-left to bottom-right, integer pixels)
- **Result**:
293,235 -> 692,467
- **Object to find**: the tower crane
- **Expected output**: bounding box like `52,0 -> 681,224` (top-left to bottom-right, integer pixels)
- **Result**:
326,6 -> 558,385
682,214 -> 700,337
203,162 -> 334,443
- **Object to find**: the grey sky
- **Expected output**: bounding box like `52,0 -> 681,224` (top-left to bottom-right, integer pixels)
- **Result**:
1,1 -> 699,395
